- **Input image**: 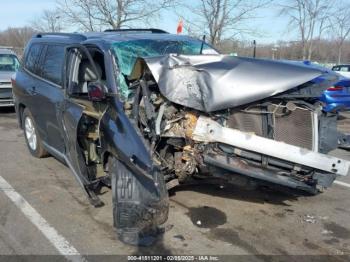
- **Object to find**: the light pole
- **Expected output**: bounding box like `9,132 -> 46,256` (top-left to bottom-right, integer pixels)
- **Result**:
272,44 -> 279,60
253,40 -> 256,58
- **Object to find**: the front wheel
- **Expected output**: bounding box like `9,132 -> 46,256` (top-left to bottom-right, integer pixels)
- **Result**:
22,108 -> 48,158
109,157 -> 169,246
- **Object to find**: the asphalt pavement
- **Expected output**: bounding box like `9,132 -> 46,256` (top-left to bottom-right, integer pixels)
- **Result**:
1,107 -> 350,261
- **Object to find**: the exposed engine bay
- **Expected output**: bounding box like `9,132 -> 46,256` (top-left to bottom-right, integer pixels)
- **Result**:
113,54 -> 349,194
71,52 -> 349,198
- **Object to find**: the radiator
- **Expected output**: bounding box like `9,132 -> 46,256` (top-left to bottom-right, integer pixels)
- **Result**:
226,107 -> 264,137
227,104 -> 318,151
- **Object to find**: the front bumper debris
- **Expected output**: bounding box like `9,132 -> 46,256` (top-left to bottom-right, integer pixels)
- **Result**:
192,116 -> 350,177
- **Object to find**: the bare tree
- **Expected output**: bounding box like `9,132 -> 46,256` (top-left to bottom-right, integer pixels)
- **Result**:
330,4 -> 350,64
0,27 -> 36,47
31,9 -> 64,32
0,27 -> 37,56
280,0 -> 333,60
57,0 -> 174,31
178,0 -> 272,46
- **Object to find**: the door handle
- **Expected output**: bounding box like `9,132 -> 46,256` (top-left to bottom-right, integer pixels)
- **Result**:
30,86 -> 37,95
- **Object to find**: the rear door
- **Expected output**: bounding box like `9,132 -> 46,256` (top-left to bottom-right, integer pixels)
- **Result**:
33,44 -> 66,153
15,43 -> 46,137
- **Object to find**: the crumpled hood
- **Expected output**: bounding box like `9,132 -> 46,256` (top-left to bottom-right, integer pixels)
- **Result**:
141,54 -> 330,112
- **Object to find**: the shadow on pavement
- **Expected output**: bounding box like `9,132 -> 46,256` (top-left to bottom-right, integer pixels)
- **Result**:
133,233 -> 173,256
171,181 -> 304,206
0,106 -> 15,114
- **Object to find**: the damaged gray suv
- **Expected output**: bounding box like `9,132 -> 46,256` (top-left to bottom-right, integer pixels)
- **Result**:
12,29 -> 350,245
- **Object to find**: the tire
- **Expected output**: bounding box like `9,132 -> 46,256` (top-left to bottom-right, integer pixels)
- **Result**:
22,108 -> 48,158
109,157 -> 168,246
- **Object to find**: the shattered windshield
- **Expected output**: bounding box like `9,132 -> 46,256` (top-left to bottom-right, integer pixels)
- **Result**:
110,39 -> 218,99
111,39 -> 218,76
0,54 -> 19,72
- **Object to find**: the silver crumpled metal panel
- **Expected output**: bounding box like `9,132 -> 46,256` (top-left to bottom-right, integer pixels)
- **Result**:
142,54 -> 327,112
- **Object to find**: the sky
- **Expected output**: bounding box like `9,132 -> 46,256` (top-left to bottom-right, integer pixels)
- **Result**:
0,0 -> 295,44
0,0 -> 57,28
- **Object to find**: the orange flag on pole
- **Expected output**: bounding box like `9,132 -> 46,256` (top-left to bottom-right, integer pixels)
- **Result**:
177,19 -> 183,34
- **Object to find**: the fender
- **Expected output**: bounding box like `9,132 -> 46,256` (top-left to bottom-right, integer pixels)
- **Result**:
100,98 -> 164,195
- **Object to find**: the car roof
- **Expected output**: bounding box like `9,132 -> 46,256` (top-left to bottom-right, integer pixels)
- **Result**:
30,30 -> 202,46
0,49 -> 16,55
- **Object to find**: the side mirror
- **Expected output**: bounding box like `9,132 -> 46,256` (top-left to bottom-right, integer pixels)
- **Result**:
87,82 -> 106,102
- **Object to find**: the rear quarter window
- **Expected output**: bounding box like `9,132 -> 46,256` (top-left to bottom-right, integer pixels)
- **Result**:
41,45 -> 65,86
340,66 -> 350,72
25,44 -> 43,74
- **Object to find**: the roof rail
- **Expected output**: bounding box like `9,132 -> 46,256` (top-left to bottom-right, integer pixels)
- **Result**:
35,32 -> 87,40
104,28 -> 169,34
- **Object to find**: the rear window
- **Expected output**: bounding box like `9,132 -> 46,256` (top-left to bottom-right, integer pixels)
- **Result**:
25,44 -> 43,74
0,54 -> 19,72
41,45 -> 65,85
340,66 -> 350,72
333,66 -> 350,72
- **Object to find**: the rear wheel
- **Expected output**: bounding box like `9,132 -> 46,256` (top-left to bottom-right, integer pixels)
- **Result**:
22,108 -> 48,158
109,157 -> 168,246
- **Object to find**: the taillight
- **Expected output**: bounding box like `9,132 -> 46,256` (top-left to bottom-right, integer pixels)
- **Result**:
11,75 -> 16,87
327,86 -> 343,91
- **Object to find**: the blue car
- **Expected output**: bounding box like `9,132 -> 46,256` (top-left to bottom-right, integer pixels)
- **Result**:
319,77 -> 350,112
287,61 -> 350,112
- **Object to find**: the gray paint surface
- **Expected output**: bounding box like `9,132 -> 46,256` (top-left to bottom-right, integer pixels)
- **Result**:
143,55 -> 326,112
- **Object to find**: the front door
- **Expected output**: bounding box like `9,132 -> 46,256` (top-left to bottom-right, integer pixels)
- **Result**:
58,45 -> 104,206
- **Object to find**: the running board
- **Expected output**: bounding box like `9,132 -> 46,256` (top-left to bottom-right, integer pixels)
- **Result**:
192,116 -> 350,177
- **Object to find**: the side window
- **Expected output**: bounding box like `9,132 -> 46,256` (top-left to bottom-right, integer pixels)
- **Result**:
25,44 -> 42,74
41,45 -> 65,86
332,66 -> 340,71
340,66 -> 349,72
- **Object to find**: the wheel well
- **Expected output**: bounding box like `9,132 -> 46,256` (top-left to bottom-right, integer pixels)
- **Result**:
18,103 -> 26,129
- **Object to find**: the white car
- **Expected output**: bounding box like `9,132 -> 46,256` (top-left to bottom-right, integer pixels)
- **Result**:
0,48 -> 20,107
332,64 -> 350,78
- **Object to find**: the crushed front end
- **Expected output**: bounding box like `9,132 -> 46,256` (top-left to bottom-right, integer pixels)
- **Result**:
118,54 -> 350,194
